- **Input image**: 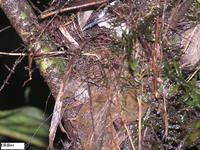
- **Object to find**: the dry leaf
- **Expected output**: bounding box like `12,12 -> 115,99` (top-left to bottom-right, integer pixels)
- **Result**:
180,24 -> 200,70
59,25 -> 80,48
121,89 -> 149,124
77,10 -> 93,30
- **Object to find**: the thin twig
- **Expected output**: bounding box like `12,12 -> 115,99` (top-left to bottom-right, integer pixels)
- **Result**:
123,122 -> 137,150
37,0 -> 73,39
182,25 -> 197,53
186,66 -> 200,82
138,96 -> 142,150
163,96 -> 168,139
87,83 -> 96,136
0,26 -> 11,32
28,0 -> 42,14
49,58 -> 74,150
39,0 -> 108,19
0,51 -> 27,56
0,51 -> 66,57
81,52 -> 101,60
152,15 -> 161,98
0,55 -> 25,92
25,111 -> 53,149
162,87 -> 169,139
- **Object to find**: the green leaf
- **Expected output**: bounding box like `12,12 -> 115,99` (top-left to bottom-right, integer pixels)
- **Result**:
0,107 -> 49,149
197,0 -> 200,4
168,84 -> 179,97
128,58 -> 138,71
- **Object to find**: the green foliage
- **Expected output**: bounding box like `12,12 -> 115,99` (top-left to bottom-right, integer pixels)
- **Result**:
110,34 -> 126,53
124,32 -> 134,56
122,31 -> 139,72
183,78 -> 200,107
109,29 -> 139,73
168,84 -> 179,97
137,20 -> 154,42
185,119 -> 200,147
0,107 -> 49,149
187,2 -> 200,22
128,58 -> 138,72
163,61 -> 200,108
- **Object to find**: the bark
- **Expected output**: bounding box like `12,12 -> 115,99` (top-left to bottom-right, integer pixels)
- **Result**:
0,0 -> 66,97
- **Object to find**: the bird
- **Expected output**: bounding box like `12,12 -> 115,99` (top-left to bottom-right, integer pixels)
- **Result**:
82,0 -> 122,31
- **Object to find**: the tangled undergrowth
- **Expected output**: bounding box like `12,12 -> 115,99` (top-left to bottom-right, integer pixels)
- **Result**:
36,0 -> 200,149
1,0 -> 200,149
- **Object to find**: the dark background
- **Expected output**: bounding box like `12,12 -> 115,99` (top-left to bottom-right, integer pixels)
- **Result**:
0,0 -> 54,113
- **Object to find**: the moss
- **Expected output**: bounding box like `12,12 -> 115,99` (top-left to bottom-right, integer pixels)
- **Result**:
43,46 -> 49,52
40,58 -> 66,74
19,12 -> 28,20
40,58 -> 51,73
52,59 -> 66,73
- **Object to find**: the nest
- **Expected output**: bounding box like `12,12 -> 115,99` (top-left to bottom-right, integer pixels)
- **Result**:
37,0 -> 200,149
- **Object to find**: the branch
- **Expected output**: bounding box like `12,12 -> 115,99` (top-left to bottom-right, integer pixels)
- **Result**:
39,0 -> 108,19
0,51 -> 66,57
0,0 -> 66,96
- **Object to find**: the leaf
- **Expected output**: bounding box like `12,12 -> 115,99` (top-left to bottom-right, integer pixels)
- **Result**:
168,84 -> 179,97
59,25 -> 80,48
128,58 -> 138,71
197,0 -> 200,4
121,89 -> 149,124
0,106 -> 49,149
78,10 -> 93,30
49,99 -> 63,150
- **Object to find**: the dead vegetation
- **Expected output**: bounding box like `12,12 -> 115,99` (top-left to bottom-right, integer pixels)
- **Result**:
1,0 -> 200,149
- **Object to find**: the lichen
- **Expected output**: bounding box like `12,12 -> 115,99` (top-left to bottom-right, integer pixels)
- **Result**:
19,12 -> 27,20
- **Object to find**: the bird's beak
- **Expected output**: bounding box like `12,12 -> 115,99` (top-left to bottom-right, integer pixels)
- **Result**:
82,9 -> 109,31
